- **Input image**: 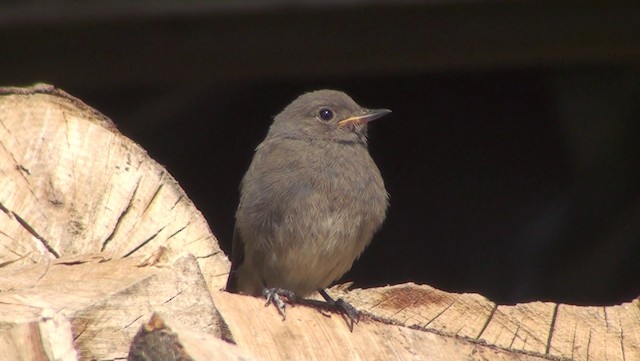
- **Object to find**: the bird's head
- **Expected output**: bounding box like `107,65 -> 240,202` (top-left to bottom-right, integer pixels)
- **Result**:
268,89 -> 391,144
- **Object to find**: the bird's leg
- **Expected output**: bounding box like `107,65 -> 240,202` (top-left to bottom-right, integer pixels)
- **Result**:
317,289 -> 360,332
262,287 -> 298,320
262,287 -> 360,331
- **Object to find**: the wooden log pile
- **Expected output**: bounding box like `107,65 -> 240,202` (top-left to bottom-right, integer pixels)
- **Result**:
1,85 -> 638,360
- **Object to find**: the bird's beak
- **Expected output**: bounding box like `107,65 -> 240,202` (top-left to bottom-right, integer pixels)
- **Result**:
337,108 -> 391,127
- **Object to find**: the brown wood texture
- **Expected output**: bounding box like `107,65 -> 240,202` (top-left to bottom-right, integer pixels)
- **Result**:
0,303 -> 78,361
0,253 -> 229,360
340,283 -> 640,361
0,84 -> 232,360
213,289 -> 550,361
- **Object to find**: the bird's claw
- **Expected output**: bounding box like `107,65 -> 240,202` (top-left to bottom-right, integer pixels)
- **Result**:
262,288 -> 360,331
315,289 -> 361,331
263,288 -> 297,320
334,298 -> 360,331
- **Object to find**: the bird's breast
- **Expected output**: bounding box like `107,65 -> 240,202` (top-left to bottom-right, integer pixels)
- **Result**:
236,138 -> 388,295
255,140 -> 386,248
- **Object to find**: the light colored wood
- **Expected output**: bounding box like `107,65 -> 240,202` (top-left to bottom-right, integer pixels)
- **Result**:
0,253 -> 227,360
337,283 -> 640,361
0,304 -> 78,361
211,289 -> 549,361
480,302 -> 556,354
0,84 -> 230,292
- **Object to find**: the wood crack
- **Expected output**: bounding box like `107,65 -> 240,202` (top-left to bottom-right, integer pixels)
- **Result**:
142,184 -> 163,214
73,322 -> 88,342
171,194 -> 184,211
195,251 -> 221,260
586,328 -> 592,361
425,299 -> 456,327
0,201 -> 10,214
166,223 -> 188,241
621,328 -> 626,361
13,211 -> 59,258
390,291 -> 424,319
509,323 -> 521,349
123,314 -> 145,330
571,322 -> 578,360
545,303 -> 559,355
366,289 -> 392,312
123,225 -> 166,257
101,178 -> 141,251
1,139 -> 44,209
163,290 -> 184,305
0,252 -> 29,268
476,303 -> 498,340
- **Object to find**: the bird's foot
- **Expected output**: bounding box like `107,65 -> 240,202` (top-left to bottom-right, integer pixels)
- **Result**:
316,289 -> 360,332
263,287 -> 298,320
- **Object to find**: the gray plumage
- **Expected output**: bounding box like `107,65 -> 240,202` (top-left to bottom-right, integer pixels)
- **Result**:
226,89 -> 389,298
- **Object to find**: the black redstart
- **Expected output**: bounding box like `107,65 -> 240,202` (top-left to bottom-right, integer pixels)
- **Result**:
225,89 -> 390,329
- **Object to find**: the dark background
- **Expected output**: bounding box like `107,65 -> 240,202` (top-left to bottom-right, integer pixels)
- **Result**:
3,1 -> 640,305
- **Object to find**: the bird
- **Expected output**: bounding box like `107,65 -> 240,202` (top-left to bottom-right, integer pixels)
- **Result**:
225,89 -> 390,328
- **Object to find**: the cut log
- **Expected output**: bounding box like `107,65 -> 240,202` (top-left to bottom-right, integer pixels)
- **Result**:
0,84 -> 229,292
210,283 -> 640,361
0,253 -> 228,360
0,302 -> 78,361
340,283 -> 640,361
212,288 -> 550,361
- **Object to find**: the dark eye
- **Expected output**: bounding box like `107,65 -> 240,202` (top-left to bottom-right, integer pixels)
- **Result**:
318,108 -> 334,121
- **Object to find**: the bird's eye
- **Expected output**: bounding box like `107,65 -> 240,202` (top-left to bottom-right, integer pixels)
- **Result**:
318,108 -> 334,122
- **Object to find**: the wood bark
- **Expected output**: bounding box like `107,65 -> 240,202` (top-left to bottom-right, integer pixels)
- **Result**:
1,84 -> 639,361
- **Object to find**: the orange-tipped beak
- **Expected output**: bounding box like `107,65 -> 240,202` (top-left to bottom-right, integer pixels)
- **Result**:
337,108 -> 391,127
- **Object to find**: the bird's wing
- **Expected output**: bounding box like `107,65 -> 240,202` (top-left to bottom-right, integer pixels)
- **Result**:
225,223 -> 245,292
